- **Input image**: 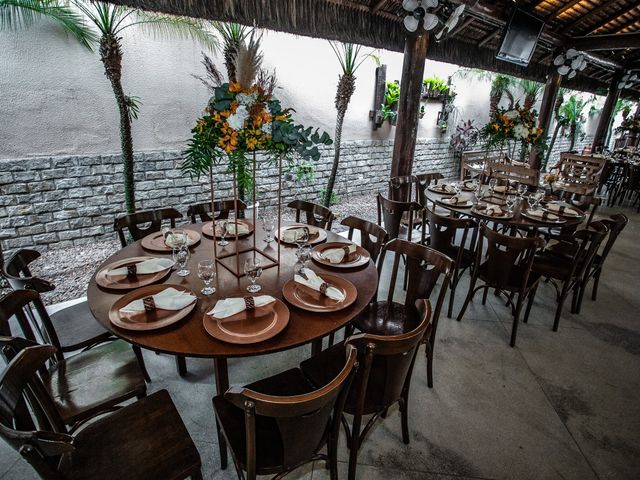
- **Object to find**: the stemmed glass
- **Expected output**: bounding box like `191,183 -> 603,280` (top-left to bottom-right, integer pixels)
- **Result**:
295,228 -> 310,250
172,246 -> 190,277
244,258 -> 262,293
517,183 -> 528,198
262,214 -> 276,244
452,182 -> 462,196
296,244 -> 312,274
469,180 -> 480,202
197,260 -> 216,295
218,220 -> 229,247
506,194 -> 517,214
527,190 -> 543,211
488,178 -> 497,196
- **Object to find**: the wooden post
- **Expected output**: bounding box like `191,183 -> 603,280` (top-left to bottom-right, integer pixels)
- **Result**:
592,70 -> 623,152
530,70 -> 561,170
390,33 -> 429,179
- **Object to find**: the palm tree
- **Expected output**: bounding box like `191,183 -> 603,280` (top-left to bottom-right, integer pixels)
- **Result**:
518,79 -> 544,111
213,22 -> 249,83
1,0 -> 217,213
559,94 -> 589,151
489,74 -> 513,116
323,42 -> 368,207
542,88 -> 567,171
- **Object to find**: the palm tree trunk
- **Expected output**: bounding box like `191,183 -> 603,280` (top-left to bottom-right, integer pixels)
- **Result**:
569,123 -> 577,151
324,107 -> 346,207
100,33 -> 136,213
543,122 -> 561,171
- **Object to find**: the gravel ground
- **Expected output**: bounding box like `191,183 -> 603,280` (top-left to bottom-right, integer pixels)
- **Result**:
20,194 -> 377,305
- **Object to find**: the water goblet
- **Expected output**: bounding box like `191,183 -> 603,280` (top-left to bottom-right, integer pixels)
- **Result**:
217,220 -> 229,247
517,183 -> 528,198
452,182 -> 462,196
262,214 -> 276,244
506,194 -> 517,214
296,244 -> 312,274
294,228 -> 310,250
172,246 -> 190,277
197,260 -> 216,295
488,178 -> 497,196
244,258 -> 262,293
527,190 -> 543,211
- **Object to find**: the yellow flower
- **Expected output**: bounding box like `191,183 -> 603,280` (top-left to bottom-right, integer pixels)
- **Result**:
229,82 -> 242,93
275,114 -> 288,122
246,137 -> 258,150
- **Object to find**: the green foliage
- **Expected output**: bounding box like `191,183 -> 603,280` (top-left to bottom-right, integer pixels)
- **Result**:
320,188 -> 338,206
422,75 -> 449,94
294,162 -> 315,183
125,95 -> 142,122
380,103 -> 397,122
329,41 -> 370,75
384,81 -> 400,109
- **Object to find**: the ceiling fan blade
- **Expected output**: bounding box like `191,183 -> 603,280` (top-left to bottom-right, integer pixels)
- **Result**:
557,65 -> 570,75
453,4 -> 465,17
404,14 -> 419,32
446,15 -> 460,31
402,0 -> 420,12
553,55 -> 566,66
423,13 -> 439,31
566,48 -> 578,59
567,70 -> 577,79
578,60 -> 588,71
618,82 -> 626,89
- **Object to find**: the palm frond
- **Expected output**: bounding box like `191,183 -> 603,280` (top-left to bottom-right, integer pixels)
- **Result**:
329,41 -> 370,75
0,0 -> 97,49
124,10 -> 218,52
212,21 -> 249,43
191,51 -> 223,92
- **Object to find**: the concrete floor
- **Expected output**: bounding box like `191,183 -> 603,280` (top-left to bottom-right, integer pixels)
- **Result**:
1,205 -> 639,479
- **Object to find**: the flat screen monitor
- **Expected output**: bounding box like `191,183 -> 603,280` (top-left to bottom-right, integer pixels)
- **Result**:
496,8 -> 545,67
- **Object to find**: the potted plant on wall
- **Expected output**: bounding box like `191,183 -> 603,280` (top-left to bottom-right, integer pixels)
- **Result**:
381,80 -> 400,125
422,76 -> 449,101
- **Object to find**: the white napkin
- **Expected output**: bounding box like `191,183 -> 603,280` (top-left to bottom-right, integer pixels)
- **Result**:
444,195 -> 466,205
208,295 -> 276,319
107,258 -> 175,276
294,268 -> 346,302
493,185 -> 507,194
546,203 -> 580,217
164,232 -> 192,248
527,209 -> 557,220
119,287 -> 196,314
223,221 -> 250,235
320,244 -> 357,264
282,227 -> 315,243
437,184 -> 456,193
483,205 -> 503,216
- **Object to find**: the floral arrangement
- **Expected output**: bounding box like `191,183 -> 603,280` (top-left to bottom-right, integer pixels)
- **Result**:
480,105 -> 543,151
543,173 -> 557,190
182,82 -> 332,182
615,116 -> 640,135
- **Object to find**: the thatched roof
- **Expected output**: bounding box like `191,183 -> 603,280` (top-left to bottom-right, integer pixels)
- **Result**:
106,0 -> 640,98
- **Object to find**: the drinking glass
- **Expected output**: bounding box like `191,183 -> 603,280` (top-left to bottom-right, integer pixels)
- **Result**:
244,258 -> 262,293
262,214 -> 276,244
452,182 -> 462,196
517,183 -> 528,198
506,194 -> 517,213
218,220 -> 229,247
296,244 -> 312,273
488,178 -> 497,196
469,180 -> 480,202
172,246 -> 190,277
294,228 -> 310,249
527,191 -> 543,210
197,260 -> 216,295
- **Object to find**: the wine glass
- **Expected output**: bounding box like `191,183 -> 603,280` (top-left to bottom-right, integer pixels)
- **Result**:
294,228 -> 310,250
527,190 -> 543,211
244,258 -> 262,293
517,183 -> 528,198
469,180 -> 480,202
488,178 -> 497,196
172,246 -> 190,277
197,260 -> 216,295
506,194 -> 517,214
218,220 -> 229,247
296,244 -> 312,274
452,182 -> 462,196
262,214 -> 276,244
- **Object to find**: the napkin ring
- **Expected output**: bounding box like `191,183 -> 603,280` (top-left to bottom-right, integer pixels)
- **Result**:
126,265 -> 138,278
342,246 -> 351,257
244,296 -> 255,310
319,282 -> 329,296
142,296 -> 156,312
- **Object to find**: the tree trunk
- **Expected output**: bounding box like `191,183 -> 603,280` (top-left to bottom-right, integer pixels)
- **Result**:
542,122 -> 561,171
100,34 -> 136,213
323,107 -> 346,207
569,123 -> 577,151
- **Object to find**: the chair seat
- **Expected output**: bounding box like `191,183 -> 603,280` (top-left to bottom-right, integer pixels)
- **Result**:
213,368 -> 318,472
59,390 -> 201,480
50,301 -> 113,351
44,340 -> 147,425
352,301 -> 420,336
477,262 -> 541,291
531,253 -> 575,281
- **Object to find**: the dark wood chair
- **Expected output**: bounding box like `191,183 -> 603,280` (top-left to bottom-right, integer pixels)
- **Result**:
286,200 -> 335,230
0,343 -> 202,480
186,199 -> 248,223
388,175 -> 418,202
340,215 -> 388,263
532,221 -> 608,332
482,161 -> 539,189
457,223 -> 546,347
425,207 -> 479,318
213,345 -> 357,480
113,207 -> 188,377
301,299 -> 431,480
351,239 -> 453,388
2,248 -> 151,382
415,172 -> 444,207
376,193 -> 423,243
114,207 -> 183,246
0,290 -> 147,429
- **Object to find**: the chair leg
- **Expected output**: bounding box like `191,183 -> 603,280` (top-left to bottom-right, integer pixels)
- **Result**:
327,332 -> 336,348
447,277 -> 456,318
575,280 -> 587,315
456,278 -> 477,322
399,394 -> 410,444
176,355 -> 188,377
510,294 -> 524,348
481,286 -> 489,305
591,269 -> 601,301
570,285 -> 580,314
523,286 -> 537,324
425,342 -> 434,389
132,345 -> 151,383
348,414 -> 363,480
553,288 -> 569,332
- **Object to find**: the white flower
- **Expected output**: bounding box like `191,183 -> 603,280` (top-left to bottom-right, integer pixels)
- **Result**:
513,124 -> 529,139
504,110 -> 519,120
261,121 -> 272,136
236,92 -> 257,107
227,105 -> 249,131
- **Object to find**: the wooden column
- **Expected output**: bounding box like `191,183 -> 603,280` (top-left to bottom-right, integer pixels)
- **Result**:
530,70 -> 561,170
592,70 -> 623,151
390,33 -> 429,178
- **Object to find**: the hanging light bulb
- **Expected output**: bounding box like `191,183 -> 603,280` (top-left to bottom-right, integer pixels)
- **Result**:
402,0 -> 420,11
404,14 -> 420,32
557,65 -> 571,75
423,13 -> 439,30
567,70 -> 577,79
553,54 -> 566,66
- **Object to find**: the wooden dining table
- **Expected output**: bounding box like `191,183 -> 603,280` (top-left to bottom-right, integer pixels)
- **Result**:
87,220 -> 378,467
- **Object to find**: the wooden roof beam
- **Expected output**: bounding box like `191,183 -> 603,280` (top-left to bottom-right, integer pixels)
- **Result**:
547,0 -> 583,21
570,32 -> 640,51
584,3 -> 640,36
449,16 -> 475,37
478,28 -> 500,47
370,0 -> 387,14
614,17 -> 640,34
566,0 -> 629,34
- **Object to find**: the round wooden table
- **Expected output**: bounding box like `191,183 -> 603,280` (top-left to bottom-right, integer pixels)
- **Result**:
425,188 -> 586,229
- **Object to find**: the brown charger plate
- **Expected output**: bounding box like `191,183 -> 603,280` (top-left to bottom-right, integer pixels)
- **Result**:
311,242 -> 371,269
427,184 -> 456,195
203,299 -> 290,345
141,229 -> 201,252
108,284 -> 197,331
542,203 -> 584,218
521,210 -> 567,224
95,256 -> 172,290
282,274 -> 357,313
276,225 -> 328,246
202,220 -> 254,239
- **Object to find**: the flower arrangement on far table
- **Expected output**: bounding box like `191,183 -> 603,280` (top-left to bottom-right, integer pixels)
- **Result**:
182,82 -> 332,184
480,104 -> 545,159
543,172 -> 558,193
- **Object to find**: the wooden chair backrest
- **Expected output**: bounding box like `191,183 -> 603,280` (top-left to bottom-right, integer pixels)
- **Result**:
554,153 -> 607,195
426,207 -> 478,269
414,172 -> 443,206
186,199 -> 248,223
286,200 -> 334,230
484,161 -> 539,187
388,175 -> 418,202
340,216 -> 388,263
2,249 -> 54,294
224,345 -> 358,474
594,214 -> 629,272
113,207 -> 182,247
346,299 -> 430,414
376,193 -> 422,241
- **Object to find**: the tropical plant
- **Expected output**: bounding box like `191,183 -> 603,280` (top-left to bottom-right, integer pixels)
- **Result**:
1,0 -> 218,213
212,22 -> 249,84
518,79 -> 544,111
480,104 -> 544,159
384,80 -> 401,109
450,119 -> 479,154
559,94 -> 589,151
422,75 -> 449,96
323,42 -> 369,208
542,88 -> 567,171
489,74 -> 514,116
380,104 -> 397,122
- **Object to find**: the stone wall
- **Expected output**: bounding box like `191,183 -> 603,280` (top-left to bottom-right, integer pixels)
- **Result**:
0,134 -> 591,255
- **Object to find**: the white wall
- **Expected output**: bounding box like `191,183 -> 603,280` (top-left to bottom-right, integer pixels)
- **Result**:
0,21 -> 495,160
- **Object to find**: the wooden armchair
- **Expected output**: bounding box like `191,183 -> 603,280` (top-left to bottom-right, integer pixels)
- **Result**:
286,200 -> 334,229
186,199 -> 248,223
114,207 -> 182,247
340,216 -> 388,263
